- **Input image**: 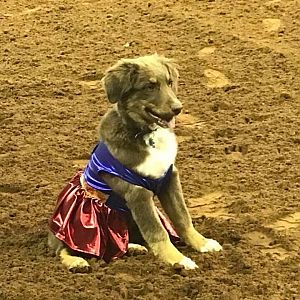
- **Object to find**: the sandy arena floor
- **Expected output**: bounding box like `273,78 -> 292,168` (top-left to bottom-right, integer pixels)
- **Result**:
0,0 -> 299,299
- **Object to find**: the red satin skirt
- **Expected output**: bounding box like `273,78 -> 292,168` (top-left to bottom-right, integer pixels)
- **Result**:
49,172 -> 179,263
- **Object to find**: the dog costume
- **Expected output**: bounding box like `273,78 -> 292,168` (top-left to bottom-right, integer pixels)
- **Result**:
49,142 -> 179,263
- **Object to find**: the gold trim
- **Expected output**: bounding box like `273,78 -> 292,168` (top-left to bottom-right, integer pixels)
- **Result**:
80,175 -> 108,203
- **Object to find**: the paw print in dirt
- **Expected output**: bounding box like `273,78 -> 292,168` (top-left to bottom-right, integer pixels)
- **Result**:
214,128 -> 235,140
224,144 -> 248,156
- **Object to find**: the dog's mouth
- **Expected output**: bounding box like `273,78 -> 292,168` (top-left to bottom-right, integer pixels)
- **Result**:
145,108 -> 176,129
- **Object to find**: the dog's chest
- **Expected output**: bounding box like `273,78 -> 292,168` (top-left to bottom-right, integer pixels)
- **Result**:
135,128 -> 177,178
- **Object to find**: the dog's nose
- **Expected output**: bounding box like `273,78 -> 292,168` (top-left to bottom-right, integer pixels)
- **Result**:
172,105 -> 182,116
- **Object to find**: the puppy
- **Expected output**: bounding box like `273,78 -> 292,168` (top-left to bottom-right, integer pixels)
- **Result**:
48,54 -> 222,272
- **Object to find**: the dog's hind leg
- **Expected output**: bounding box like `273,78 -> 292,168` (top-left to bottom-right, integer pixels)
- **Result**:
48,232 -> 91,273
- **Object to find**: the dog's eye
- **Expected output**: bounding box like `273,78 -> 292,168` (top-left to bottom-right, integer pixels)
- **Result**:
167,79 -> 173,87
145,82 -> 156,91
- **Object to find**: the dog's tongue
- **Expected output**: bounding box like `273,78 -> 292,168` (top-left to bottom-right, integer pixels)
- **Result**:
168,117 -> 176,129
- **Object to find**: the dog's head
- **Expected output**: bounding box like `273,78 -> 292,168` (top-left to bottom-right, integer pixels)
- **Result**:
102,54 -> 182,130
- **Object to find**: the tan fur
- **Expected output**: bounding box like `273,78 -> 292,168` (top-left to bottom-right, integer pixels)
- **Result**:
127,243 -> 148,255
59,249 -> 91,273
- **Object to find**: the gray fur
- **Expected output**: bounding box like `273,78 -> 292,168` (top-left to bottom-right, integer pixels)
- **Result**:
49,54 -> 221,272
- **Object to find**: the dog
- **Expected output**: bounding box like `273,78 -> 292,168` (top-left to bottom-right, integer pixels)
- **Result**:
48,54 -> 222,272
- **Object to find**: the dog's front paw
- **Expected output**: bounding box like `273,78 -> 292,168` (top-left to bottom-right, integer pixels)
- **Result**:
177,256 -> 198,270
199,238 -> 222,253
184,227 -> 223,253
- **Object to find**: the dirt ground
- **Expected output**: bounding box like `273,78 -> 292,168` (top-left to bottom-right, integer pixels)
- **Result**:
0,0 -> 299,299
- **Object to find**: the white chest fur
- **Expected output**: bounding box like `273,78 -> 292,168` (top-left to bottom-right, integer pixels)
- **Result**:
135,128 -> 177,178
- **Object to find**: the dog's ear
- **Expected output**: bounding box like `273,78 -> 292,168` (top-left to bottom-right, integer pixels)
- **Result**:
160,57 -> 179,91
102,61 -> 139,103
